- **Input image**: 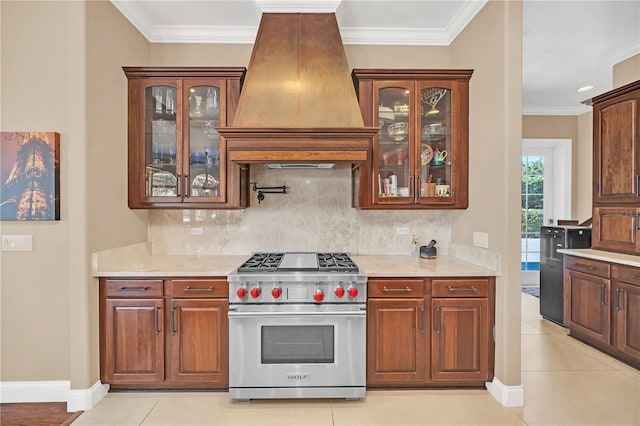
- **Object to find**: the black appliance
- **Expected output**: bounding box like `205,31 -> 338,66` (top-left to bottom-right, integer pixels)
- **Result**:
539,226 -> 592,325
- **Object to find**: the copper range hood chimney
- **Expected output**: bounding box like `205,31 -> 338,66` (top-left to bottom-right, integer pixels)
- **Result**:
217,13 -> 378,166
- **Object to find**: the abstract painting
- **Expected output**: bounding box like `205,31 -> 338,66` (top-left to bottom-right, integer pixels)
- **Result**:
1,132 -> 60,220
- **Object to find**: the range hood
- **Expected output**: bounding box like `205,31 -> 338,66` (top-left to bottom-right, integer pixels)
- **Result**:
217,13 -> 378,166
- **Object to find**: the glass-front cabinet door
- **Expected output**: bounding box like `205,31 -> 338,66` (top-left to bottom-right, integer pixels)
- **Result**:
144,80 -> 180,201
351,69 -> 472,210
417,82 -> 454,204
183,80 -> 226,204
143,80 -> 226,204
374,82 -> 414,205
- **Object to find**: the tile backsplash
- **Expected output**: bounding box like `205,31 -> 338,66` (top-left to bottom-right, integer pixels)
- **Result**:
149,164 -> 451,256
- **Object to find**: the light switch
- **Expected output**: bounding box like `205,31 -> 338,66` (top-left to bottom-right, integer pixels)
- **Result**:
1,234 -> 33,251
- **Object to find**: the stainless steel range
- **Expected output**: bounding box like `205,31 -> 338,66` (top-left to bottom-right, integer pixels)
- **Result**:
227,252 -> 367,401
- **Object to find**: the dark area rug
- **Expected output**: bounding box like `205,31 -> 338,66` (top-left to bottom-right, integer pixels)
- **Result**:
522,287 -> 540,298
0,402 -> 82,426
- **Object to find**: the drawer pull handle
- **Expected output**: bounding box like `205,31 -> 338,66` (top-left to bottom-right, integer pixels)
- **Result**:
382,286 -> 413,292
447,286 -> 477,292
118,286 -> 149,292
616,288 -> 623,311
184,286 -> 213,292
630,274 -> 640,280
154,306 -> 161,335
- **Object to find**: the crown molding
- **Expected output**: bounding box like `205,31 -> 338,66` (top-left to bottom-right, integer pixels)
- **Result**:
110,0 -> 154,40
256,0 -> 341,13
340,27 -> 451,46
447,0 -> 488,43
150,25 -> 258,44
522,105 -> 592,116
110,0 -> 488,45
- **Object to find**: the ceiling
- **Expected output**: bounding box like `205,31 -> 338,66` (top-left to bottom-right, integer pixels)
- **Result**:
111,0 -> 640,116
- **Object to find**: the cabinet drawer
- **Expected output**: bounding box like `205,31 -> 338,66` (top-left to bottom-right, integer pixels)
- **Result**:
169,279 -> 228,298
367,279 -> 425,298
432,279 -> 488,298
105,279 -> 163,297
612,264 -> 640,286
565,257 -> 610,278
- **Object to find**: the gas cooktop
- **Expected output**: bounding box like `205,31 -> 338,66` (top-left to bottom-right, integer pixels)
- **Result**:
236,252 -> 359,273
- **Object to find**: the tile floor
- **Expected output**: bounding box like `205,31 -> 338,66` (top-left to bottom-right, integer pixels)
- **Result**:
72,293 -> 639,426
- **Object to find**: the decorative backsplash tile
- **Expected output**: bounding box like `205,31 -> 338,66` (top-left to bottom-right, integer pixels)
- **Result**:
149,164 -> 451,256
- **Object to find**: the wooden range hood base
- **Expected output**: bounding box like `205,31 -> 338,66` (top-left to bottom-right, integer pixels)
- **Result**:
224,127 -> 378,164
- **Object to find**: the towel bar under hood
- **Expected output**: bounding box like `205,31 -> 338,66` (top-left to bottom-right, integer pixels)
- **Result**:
217,13 -> 378,165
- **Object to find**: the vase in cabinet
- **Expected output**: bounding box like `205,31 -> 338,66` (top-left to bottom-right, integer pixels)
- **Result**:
352,69 -> 472,209
123,67 -> 248,209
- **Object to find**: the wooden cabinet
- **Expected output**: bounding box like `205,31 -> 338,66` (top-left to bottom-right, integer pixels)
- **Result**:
352,69 -> 472,209
100,277 -> 229,389
563,256 -> 640,368
430,279 -> 493,383
166,279 -> 228,385
564,257 -> 611,345
101,279 -> 165,384
123,67 -> 249,209
612,265 -> 640,363
366,279 -> 427,385
592,206 -> 640,254
591,80 -> 640,254
366,276 -> 494,388
592,80 -> 640,204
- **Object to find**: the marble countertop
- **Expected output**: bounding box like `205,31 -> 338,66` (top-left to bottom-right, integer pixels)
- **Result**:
93,244 -> 497,278
558,248 -> 640,268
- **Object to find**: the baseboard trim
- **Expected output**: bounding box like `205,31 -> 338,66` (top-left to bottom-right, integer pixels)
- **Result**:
67,380 -> 109,412
0,380 -> 71,403
0,380 -> 109,411
486,377 -> 524,407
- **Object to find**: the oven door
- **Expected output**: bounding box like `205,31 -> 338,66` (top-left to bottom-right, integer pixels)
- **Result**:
228,304 -> 366,389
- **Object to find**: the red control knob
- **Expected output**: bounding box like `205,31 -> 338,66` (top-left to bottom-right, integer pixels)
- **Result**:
313,289 -> 324,303
271,287 -> 282,299
236,287 -> 247,298
335,287 -> 345,298
348,286 -> 359,298
250,287 -> 261,299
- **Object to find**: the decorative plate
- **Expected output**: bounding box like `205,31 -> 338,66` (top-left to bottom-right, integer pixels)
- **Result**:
421,143 -> 434,165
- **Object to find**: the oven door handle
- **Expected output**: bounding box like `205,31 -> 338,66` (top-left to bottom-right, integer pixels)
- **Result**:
228,310 -> 366,318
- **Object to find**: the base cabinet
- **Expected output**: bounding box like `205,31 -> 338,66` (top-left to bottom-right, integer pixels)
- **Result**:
430,279 -> 493,383
563,263 -> 611,346
103,294 -> 165,384
563,257 -> 640,368
366,279 -> 427,385
100,278 -> 228,389
366,277 -> 494,388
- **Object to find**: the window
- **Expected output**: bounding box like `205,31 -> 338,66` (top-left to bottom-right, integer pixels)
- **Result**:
522,156 -> 543,272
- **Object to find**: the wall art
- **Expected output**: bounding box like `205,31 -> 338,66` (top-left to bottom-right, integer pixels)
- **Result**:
1,132 -> 60,220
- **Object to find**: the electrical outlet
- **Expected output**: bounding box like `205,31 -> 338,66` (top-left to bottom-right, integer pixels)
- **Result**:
1,234 -> 33,251
190,227 -> 204,235
396,227 -> 410,235
473,232 -> 489,248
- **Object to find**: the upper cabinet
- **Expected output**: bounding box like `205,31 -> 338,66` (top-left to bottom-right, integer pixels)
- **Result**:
123,67 -> 248,209
592,80 -> 640,205
352,70 -> 472,209
591,80 -> 640,254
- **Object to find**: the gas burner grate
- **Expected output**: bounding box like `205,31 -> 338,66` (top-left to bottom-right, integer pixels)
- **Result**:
317,252 -> 359,272
237,253 -> 284,272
